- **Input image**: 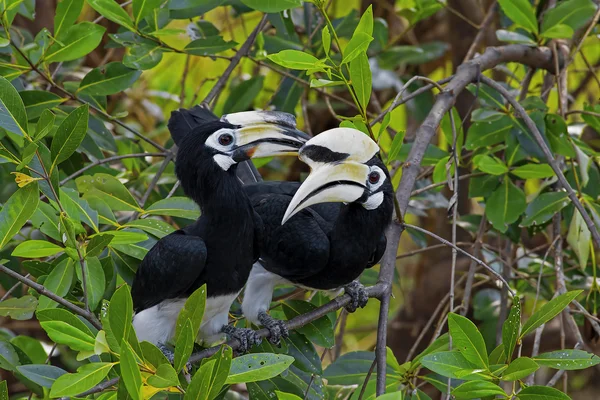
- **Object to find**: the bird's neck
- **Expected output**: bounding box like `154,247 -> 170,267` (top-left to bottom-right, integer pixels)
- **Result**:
192,166 -> 252,220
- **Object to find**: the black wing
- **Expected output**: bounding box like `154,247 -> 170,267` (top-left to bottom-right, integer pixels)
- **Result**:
367,233 -> 387,268
131,230 -> 207,312
244,181 -> 334,281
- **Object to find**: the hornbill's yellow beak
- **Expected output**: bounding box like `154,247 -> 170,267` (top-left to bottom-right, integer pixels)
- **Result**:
281,128 -> 380,224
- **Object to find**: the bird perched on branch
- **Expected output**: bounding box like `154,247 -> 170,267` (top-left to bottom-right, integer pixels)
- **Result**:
131,106 -> 309,354
241,128 -> 394,343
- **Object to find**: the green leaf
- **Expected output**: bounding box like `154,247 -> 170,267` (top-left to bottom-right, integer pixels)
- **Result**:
511,163 -> 555,179
0,377 -> 7,400
534,349 -> 600,370
34,109 -> 55,141
447,313 -> 488,369
36,308 -> 94,337
12,240 -> 63,258
486,176 -> 526,233
452,381 -> 505,399
496,29 -> 536,45
0,75 -> 29,143
108,285 -> 134,348
387,131 -> 406,165
541,0 -> 597,34
322,25 -> 331,55
120,340 -> 142,400
174,319 -> 194,372
82,256 -> 106,310
520,192 -> 570,227
349,53 -> 371,110
502,357 -> 539,381
0,339 -> 19,371
37,258 -> 74,309
204,345 -> 233,399
16,364 -> 67,388
518,386 -> 570,400
421,352 -> 488,381
0,183 -> 39,250
76,173 -> 142,212
276,391 -> 302,400
521,290 -> 582,338
78,62 -> 142,96
50,104 -> 89,169
50,362 -> 114,397
20,91 -> 65,120
283,300 -> 334,348
87,0 -> 135,30
101,230 -> 147,245
240,0 -> 301,12
502,297 -> 521,361
472,154 -> 508,175
45,22 -> 106,62
342,32 -> 373,64
540,24 -> 574,39
175,285 -> 206,345
147,363 -> 179,388
123,219 -> 174,239
54,0 -> 84,39
123,44 -> 163,70
497,0 -> 538,34
184,36 -> 237,56
567,211 -> 591,269
222,76 -> 265,114
40,320 -> 95,352
144,196 -> 199,219
16,142 -> 39,171
86,234 -> 114,257
133,0 -> 164,26
465,116 -> 512,150
355,4 -> 373,36
412,333 -> 450,367
377,42 -> 448,68
545,114 -> 575,158
226,353 -> 295,384
11,335 -> 47,364
0,295 -> 37,320
267,50 -> 320,70
185,359 -> 215,399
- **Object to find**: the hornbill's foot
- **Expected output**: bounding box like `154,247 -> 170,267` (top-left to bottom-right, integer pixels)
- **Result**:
158,342 -> 193,372
222,325 -> 262,354
258,311 -> 289,346
344,281 -> 369,313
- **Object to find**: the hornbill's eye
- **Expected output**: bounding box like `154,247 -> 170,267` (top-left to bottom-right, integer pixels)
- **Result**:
218,133 -> 234,146
368,171 -> 380,185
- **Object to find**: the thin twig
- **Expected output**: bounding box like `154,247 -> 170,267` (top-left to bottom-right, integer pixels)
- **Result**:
0,264 -> 101,329
463,1 -> 497,62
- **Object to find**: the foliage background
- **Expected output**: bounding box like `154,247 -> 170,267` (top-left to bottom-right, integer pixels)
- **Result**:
1,0 -> 600,399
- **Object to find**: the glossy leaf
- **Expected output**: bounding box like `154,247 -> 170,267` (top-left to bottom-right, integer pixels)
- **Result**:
108,284 -> 133,348
184,36 -> 237,56
133,0 -> 164,26
240,0 -> 301,12
521,192 -> 569,227
76,173 -> 142,212
12,240 -> 63,258
185,359 -> 216,400
40,320 -> 95,352
521,290 -> 582,338
349,53 -> 371,110
465,117 -> 512,150
45,22 -> 106,62
222,76 -> 265,114
144,196 -> 199,219
541,0 -> 597,34
175,285 -> 206,343
50,362 -> 114,397
147,363 -> 179,388
518,386 -> 570,400
87,0 -> 135,30
20,91 -> 65,120
16,364 -> 67,388
0,295 -> 37,320
86,234 -> 114,258
174,319 -> 194,372
452,381 -> 505,399
37,258 -> 74,309
502,357 -> 539,381
0,76 -> 29,143
282,300 -> 334,348
567,211 -> 591,269
120,340 -> 142,400
78,62 -> 142,96
50,104 -> 89,169
268,50 -> 320,70
534,349 -> 600,370
486,176 -> 526,233
447,313 -> 488,369
226,353 -> 295,384
472,154 -> 508,175
322,25 -> 331,55
502,297 -> 521,361
82,256 -> 106,310
497,0 -> 538,34
342,32 -> 373,64
511,163 -> 555,179
421,351 -> 486,380
54,0 -> 84,39
123,219 -> 174,238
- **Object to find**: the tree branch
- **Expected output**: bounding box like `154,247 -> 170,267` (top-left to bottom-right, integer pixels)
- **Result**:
0,264 -> 102,330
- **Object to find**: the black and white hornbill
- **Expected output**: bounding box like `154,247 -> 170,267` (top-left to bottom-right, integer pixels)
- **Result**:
131,106 -> 309,354
241,128 -> 394,343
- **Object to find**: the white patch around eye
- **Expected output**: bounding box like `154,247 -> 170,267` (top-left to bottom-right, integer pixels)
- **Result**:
363,191 -> 384,210
368,165 -> 386,192
213,154 -> 236,171
205,128 -> 236,152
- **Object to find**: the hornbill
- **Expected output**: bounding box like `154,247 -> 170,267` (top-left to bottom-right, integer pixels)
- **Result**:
241,128 -> 394,343
131,106 -> 309,355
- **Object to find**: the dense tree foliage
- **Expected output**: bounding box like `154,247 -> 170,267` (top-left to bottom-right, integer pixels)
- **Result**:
1,0 -> 600,399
